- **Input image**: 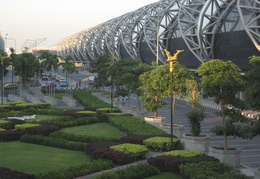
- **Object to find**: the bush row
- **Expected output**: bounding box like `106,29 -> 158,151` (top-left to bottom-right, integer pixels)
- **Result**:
36,159 -> 114,179
15,123 -> 41,132
50,131 -> 120,143
0,129 -> 24,142
21,108 -> 67,116
179,161 -> 247,179
0,119 -> 12,129
0,167 -> 35,179
110,143 -> 149,160
32,116 -> 98,128
63,110 -> 96,118
120,134 -> 177,144
108,116 -> 166,135
95,163 -> 160,179
20,134 -> 84,151
85,142 -> 135,165
147,154 -> 219,173
143,137 -> 181,152
25,123 -> 60,136
73,89 -> 111,108
2,102 -> 51,111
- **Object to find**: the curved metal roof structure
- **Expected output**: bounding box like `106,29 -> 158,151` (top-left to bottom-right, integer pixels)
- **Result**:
58,0 -> 260,70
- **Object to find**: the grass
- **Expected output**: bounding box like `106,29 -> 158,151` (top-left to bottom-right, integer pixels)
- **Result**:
25,115 -> 64,122
145,172 -> 182,179
0,141 -> 91,175
61,123 -> 126,139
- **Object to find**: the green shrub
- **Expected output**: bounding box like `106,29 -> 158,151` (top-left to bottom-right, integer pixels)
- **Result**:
50,131 -> 120,143
0,120 -> 12,129
179,161 -> 247,179
36,159 -> 115,179
96,163 -> 160,179
15,123 -> 41,132
0,128 -> 5,131
109,116 -> 166,135
143,137 -> 181,152
21,108 -> 67,116
110,143 -> 149,159
0,110 -> 16,118
96,108 -> 120,114
163,150 -> 204,157
20,134 -> 84,151
76,110 -> 97,116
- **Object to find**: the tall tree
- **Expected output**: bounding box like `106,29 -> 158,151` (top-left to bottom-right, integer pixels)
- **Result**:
90,54 -> 111,88
139,62 -> 192,119
244,55 -> 260,111
196,59 -> 245,150
14,53 -> 41,88
60,55 -> 77,95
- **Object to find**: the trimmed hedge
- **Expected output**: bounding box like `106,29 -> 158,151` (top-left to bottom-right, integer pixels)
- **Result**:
5,118 -> 26,129
0,119 -> 12,129
120,134 -> 177,145
108,116 -> 166,135
163,150 -> 204,158
110,143 -> 149,159
147,154 -> 219,173
179,161 -> 247,179
96,108 -> 121,114
64,110 -> 95,118
32,116 -> 98,128
36,159 -> 114,179
25,123 -> 60,136
21,108 -> 67,116
143,137 -> 181,152
50,131 -> 120,143
85,142 -> 134,165
0,167 -> 35,179
0,129 -> 24,142
95,163 -> 160,179
15,123 -> 41,132
20,134 -> 84,151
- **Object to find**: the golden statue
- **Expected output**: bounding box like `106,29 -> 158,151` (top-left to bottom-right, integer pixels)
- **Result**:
164,49 -> 184,72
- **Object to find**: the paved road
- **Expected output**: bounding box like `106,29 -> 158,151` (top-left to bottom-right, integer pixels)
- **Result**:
124,96 -> 260,172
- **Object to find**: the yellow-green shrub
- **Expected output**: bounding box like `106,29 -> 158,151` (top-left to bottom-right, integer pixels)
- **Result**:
15,123 -> 41,131
110,143 -> 149,159
143,137 -> 181,152
163,150 -> 204,157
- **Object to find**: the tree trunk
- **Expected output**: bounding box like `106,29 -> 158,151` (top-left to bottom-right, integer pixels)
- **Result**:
221,99 -> 228,150
154,96 -> 158,118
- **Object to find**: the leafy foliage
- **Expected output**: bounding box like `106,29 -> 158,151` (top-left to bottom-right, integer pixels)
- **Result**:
179,161 -> 247,179
143,137 -> 181,152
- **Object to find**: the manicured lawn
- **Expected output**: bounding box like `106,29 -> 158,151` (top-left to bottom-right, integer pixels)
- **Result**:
145,172 -> 182,179
0,141 -> 91,175
61,122 -> 126,139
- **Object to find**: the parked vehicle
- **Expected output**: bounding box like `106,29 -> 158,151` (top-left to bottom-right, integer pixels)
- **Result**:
4,83 -> 19,90
42,75 -> 49,80
41,83 -> 56,89
59,81 -> 67,87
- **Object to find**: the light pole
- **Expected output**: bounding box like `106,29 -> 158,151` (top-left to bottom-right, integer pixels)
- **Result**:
25,38 -> 47,55
6,37 -> 17,91
164,49 -> 184,150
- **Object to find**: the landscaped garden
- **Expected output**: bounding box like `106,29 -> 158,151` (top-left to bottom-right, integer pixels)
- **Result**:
0,89 -> 249,179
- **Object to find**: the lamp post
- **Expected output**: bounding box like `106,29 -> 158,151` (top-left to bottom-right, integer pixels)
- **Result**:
6,37 -> 17,91
164,49 -> 184,149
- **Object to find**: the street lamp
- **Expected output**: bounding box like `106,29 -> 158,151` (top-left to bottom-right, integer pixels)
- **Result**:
164,49 -> 184,149
5,37 -> 17,91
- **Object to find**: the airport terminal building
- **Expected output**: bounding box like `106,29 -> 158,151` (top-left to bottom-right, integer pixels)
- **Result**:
58,0 -> 260,71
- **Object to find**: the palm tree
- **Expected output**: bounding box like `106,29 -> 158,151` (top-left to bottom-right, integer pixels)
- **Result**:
0,50 -> 9,104
39,51 -> 60,96
60,55 -> 77,96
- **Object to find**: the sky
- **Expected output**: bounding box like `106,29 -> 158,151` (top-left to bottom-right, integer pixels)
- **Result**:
0,0 -> 158,52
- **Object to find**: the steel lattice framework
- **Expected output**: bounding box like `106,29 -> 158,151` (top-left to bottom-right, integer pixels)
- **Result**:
58,0 -> 260,67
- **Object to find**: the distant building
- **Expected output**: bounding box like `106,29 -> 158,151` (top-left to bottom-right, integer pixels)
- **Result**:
32,49 -> 57,58
0,32 -> 5,51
